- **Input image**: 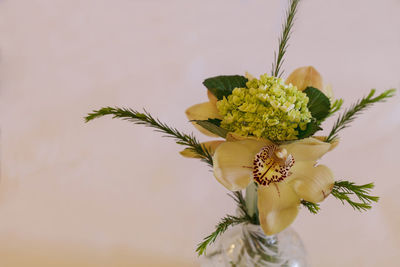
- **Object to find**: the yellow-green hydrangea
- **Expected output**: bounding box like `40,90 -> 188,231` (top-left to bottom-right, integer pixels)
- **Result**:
216,74 -> 312,141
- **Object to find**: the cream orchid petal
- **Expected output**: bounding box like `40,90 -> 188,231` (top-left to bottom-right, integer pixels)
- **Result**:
185,102 -> 222,137
285,66 -> 323,91
314,136 -> 340,151
280,137 -> 331,161
207,90 -> 218,105
290,162 -> 334,203
213,140 -> 266,191
258,182 -> 300,236
180,140 -> 224,158
322,84 -> 334,99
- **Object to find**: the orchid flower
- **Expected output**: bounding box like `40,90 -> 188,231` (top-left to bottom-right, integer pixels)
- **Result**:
212,134 -> 337,235
183,66 -> 339,235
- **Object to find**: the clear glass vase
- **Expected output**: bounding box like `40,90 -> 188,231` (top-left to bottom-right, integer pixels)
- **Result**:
200,223 -> 307,267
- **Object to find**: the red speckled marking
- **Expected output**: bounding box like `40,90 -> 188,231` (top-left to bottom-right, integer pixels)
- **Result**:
253,145 -> 294,186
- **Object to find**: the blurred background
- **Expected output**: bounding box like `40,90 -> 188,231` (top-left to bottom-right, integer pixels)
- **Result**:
1,0 -> 399,266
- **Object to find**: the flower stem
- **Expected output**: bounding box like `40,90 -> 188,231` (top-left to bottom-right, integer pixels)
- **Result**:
245,183 -> 259,222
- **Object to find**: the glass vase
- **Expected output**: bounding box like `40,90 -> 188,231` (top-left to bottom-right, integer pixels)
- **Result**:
200,223 -> 307,267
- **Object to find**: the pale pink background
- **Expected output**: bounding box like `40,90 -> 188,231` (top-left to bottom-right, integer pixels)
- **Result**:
1,0 -> 399,266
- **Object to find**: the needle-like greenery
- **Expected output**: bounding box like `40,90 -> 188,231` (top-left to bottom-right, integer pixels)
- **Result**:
301,200 -> 320,214
326,98 -> 343,119
331,180 -> 379,211
271,0 -> 301,78
196,214 -> 248,256
85,107 -> 320,209
197,196 -> 321,256
326,89 -> 395,143
85,107 -> 214,167
229,191 -> 259,224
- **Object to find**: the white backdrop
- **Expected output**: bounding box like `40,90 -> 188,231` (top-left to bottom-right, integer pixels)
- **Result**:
1,0 -> 399,266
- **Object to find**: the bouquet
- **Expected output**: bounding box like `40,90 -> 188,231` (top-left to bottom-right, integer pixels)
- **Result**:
85,0 -> 395,264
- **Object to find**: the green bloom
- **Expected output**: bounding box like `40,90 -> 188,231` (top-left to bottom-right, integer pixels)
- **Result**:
216,74 -> 312,141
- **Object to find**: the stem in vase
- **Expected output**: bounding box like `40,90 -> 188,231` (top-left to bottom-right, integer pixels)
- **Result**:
245,182 -> 259,223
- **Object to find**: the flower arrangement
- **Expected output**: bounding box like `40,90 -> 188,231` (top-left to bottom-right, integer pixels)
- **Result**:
85,0 -> 395,260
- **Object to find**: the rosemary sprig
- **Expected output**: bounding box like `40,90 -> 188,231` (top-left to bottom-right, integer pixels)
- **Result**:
229,191 -> 260,224
196,214 -> 248,256
271,0 -> 301,78
301,200 -> 320,214
85,107 -> 214,167
331,180 -> 379,211
229,191 -> 250,218
326,98 -> 343,119
326,89 -> 395,143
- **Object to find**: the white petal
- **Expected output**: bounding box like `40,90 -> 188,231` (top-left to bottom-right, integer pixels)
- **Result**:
313,136 -> 340,152
280,137 -> 331,161
322,84 -> 334,99
258,182 -> 300,236
213,140 -> 266,191
290,162 -> 334,203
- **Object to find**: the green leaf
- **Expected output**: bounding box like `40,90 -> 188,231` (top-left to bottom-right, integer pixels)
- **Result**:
304,87 -> 331,121
203,75 -> 248,100
193,119 -> 228,138
297,119 -> 322,139
204,118 -> 222,126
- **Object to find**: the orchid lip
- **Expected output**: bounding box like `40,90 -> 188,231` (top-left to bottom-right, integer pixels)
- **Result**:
253,145 -> 295,186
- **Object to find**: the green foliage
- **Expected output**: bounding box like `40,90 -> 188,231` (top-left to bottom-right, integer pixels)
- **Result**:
327,98 -> 343,118
196,214 -> 248,256
192,119 -> 229,138
197,192 -> 325,256
331,180 -> 379,211
197,190 -> 261,256
297,119 -> 322,139
271,0 -> 301,77
203,75 -> 248,100
301,200 -> 320,214
204,118 -> 223,126
295,86 -> 330,139
303,87 -> 331,121
229,191 -> 258,224
326,89 -> 396,143
85,107 -> 214,167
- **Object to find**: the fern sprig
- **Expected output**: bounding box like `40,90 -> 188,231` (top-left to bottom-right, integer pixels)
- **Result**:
301,200 -> 320,214
331,180 -> 379,211
196,215 -> 248,256
271,0 -> 301,78
326,89 -> 395,143
85,107 -> 214,166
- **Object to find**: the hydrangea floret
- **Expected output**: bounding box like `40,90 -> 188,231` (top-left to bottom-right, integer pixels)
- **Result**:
216,74 -> 312,141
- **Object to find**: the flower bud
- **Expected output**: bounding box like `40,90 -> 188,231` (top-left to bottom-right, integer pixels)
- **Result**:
286,66 -> 323,91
